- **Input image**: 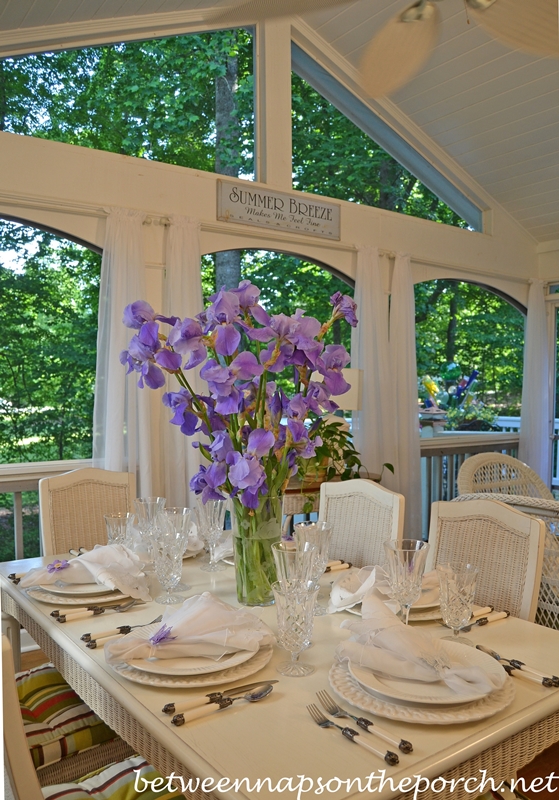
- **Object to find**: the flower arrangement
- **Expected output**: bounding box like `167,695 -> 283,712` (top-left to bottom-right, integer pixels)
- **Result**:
121,281 -> 358,604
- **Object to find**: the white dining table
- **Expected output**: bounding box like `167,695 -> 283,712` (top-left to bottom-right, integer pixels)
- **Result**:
2,555 -> 559,800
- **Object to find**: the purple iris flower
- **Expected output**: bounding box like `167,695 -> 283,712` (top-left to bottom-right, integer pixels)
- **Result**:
163,389 -> 199,436
289,311 -> 324,367
200,360 -> 235,397
247,428 -> 275,457
229,280 -> 261,310
209,431 -> 235,462
306,381 -> 339,414
189,465 -> 227,502
287,419 -> 319,459
227,452 -> 266,492
316,345 -> 351,395
206,289 -> 242,356
47,559 -> 70,573
149,624 -> 177,646
287,393 -> 308,420
138,361 -> 166,390
167,318 -> 207,370
330,292 -> 358,327
123,300 -> 156,329
260,342 -> 295,373
214,386 -> 242,415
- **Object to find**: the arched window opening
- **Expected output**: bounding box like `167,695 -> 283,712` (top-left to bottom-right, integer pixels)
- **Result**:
415,280 -> 525,433
0,219 -> 100,558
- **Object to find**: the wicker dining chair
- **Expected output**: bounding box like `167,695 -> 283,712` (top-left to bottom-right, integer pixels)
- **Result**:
454,493 -> 559,630
2,636 -> 184,800
427,498 -> 546,621
318,478 -> 404,567
456,452 -> 554,500
39,468 -> 136,556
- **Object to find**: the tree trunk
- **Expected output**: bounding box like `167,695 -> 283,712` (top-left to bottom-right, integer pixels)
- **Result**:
446,293 -> 458,363
215,41 -> 241,290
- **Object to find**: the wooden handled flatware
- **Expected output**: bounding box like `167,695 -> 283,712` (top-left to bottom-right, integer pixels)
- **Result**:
162,679 -> 279,715
57,598 -> 141,622
324,562 -> 352,573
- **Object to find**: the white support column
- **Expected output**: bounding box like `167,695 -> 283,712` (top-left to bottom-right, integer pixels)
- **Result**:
254,19 -> 292,190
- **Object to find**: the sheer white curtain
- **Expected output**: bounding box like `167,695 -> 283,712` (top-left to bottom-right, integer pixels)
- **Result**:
386,253 -> 422,537
519,280 -> 551,482
351,246 -> 391,476
161,216 -> 205,507
93,207 -> 152,495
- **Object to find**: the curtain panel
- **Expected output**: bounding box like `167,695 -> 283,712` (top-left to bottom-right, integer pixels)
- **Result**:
92,207 -> 152,495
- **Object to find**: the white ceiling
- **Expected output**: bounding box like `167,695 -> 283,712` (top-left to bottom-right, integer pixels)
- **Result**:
1,0 -> 558,242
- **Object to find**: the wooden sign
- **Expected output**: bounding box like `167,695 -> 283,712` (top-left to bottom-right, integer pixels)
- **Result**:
217,180 -> 341,240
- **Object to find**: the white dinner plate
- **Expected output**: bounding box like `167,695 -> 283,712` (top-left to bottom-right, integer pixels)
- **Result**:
344,603 -> 443,621
38,582 -> 115,596
330,660 -> 515,725
27,587 -> 128,605
348,641 -> 504,705
125,623 -> 255,675
110,644 -> 274,688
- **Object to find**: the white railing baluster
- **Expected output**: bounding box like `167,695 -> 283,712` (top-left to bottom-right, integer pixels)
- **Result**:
13,492 -> 24,560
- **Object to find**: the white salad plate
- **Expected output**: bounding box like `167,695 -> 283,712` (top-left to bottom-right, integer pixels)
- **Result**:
329,660 -> 515,725
27,587 -> 128,605
125,624 -> 255,675
111,644 -> 274,688
347,641 -> 503,705
38,582 -> 115,596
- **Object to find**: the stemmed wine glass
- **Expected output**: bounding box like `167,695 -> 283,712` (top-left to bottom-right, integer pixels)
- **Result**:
162,507 -> 192,592
294,521 -> 332,616
194,498 -> 227,572
152,518 -> 190,605
104,512 -> 135,546
383,539 -> 430,625
272,541 -> 317,591
134,497 -> 166,563
437,563 -> 479,646
272,581 -> 319,677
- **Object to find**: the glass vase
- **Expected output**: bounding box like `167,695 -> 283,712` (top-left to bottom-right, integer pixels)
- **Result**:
231,493 -> 283,606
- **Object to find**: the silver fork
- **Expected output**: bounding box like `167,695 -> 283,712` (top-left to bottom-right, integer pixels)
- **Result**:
316,690 -> 413,754
306,704 -> 399,765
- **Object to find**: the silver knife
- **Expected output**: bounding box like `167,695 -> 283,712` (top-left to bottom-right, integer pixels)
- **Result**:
162,679 -> 279,715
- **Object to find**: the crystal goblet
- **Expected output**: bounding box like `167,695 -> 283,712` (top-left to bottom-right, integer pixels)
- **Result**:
272,582 -> 319,677
437,563 -> 479,646
194,498 -> 227,572
162,507 -> 192,592
104,512 -> 134,546
272,541 -> 317,592
134,496 -> 166,564
383,539 -> 430,625
152,521 -> 189,605
293,521 -> 332,616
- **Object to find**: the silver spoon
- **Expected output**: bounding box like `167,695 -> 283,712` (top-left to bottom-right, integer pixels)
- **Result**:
171,683 -> 274,726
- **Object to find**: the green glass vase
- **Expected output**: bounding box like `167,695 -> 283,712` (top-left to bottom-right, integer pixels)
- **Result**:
231,493 -> 282,606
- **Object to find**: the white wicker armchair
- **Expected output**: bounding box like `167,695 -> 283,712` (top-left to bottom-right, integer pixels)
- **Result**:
454,493 -> 559,629
39,468 -> 135,556
427,498 -> 546,621
318,478 -> 404,567
457,453 -> 554,499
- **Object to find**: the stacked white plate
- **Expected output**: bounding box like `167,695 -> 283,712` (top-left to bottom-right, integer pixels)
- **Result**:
27,582 -> 128,605
110,622 -> 274,688
329,641 -> 515,724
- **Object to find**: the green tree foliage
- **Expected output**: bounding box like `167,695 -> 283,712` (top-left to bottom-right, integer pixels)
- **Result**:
0,222 -> 100,463
415,280 -> 525,414
0,31 -> 254,174
292,75 -> 468,227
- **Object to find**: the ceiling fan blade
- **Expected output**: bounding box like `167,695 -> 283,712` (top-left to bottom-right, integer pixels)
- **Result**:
207,0 -> 355,26
468,0 -> 559,58
360,2 -> 440,97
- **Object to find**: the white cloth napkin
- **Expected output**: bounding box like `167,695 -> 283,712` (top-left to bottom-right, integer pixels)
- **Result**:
19,544 -> 151,601
337,595 -> 506,696
215,534 -> 234,562
329,567 -> 440,613
104,592 -> 274,666
184,523 -> 205,557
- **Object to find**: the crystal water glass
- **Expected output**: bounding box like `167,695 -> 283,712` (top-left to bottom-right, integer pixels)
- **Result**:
134,497 -> 166,560
194,498 -> 227,572
163,507 -> 192,592
294,521 -> 333,616
272,582 -> 319,677
383,539 -> 430,625
152,520 -> 189,604
104,512 -> 134,546
272,541 -> 317,592
438,563 -> 479,646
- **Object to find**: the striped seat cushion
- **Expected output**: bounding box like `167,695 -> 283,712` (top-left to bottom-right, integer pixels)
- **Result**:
42,756 -> 186,800
16,662 -> 118,769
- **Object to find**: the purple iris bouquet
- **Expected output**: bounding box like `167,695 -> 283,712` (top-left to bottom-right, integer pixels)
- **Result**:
121,281 -> 357,605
